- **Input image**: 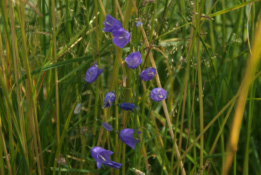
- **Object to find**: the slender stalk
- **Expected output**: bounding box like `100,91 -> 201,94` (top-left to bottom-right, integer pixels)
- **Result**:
51,0 -> 60,146
7,0 -> 25,171
19,1 -> 46,174
139,24 -> 187,175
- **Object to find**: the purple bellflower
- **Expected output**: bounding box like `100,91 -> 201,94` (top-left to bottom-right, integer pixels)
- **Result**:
125,52 -> 142,69
103,15 -> 123,32
139,67 -> 156,81
135,21 -> 143,27
119,128 -> 141,149
102,122 -> 113,132
91,146 -> 121,169
150,88 -> 167,102
119,103 -> 135,112
112,28 -> 131,48
103,92 -> 116,108
85,62 -> 104,83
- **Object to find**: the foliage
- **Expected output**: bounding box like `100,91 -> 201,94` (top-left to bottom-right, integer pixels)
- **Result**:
0,0 -> 261,175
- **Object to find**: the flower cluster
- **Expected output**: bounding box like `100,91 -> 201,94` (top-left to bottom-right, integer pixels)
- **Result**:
87,15 -> 168,170
103,15 -> 130,48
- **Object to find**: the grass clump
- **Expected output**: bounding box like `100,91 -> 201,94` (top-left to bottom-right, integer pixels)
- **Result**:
0,0 -> 261,175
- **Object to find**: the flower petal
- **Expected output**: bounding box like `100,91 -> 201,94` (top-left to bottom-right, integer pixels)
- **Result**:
119,103 -> 135,111
97,161 -> 102,169
103,92 -> 116,108
85,62 -> 104,83
90,146 -> 121,169
139,67 -> 156,81
112,28 -> 130,48
103,15 -> 122,32
125,52 -> 142,69
102,122 -> 113,132
104,161 -> 122,169
150,88 -> 167,102
119,129 -> 141,149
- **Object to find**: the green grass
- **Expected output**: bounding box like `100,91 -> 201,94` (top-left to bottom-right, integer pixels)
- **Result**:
0,0 -> 261,174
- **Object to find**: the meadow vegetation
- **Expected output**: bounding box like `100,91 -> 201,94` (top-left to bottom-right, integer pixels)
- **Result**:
0,0 -> 261,174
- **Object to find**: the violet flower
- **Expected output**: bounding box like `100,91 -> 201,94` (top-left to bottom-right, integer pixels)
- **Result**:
91,146 -> 121,169
125,52 -> 142,69
135,21 -> 143,27
150,88 -> 167,102
103,92 -> 116,108
119,128 -> 141,149
112,28 -> 130,48
102,122 -> 113,132
119,103 -> 135,112
85,62 -> 104,83
139,67 -> 156,81
103,15 -> 123,32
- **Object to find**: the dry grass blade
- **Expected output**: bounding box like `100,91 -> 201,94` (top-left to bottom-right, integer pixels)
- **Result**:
223,15 -> 261,175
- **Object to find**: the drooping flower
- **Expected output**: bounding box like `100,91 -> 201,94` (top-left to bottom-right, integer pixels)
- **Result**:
85,62 -> 104,83
103,15 -> 123,32
125,52 -> 142,69
74,103 -> 81,114
150,88 -> 167,102
139,67 -> 156,81
102,122 -> 113,132
135,21 -> 143,27
119,103 -> 135,112
119,128 -> 141,149
103,92 -> 116,108
91,146 -> 121,169
112,28 -> 131,48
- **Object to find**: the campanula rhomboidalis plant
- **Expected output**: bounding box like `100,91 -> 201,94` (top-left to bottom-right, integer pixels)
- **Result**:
103,15 -> 123,32
103,14 -> 130,48
139,67 -> 156,81
119,128 -> 141,149
150,88 -> 167,102
6,0 -> 260,174
102,122 -> 113,132
119,103 -> 135,112
135,21 -> 143,27
85,62 -> 104,83
103,92 -> 115,108
90,146 -> 121,169
125,52 -> 142,69
112,28 -> 130,48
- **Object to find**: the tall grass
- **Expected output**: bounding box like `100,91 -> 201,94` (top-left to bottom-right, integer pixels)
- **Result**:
0,0 -> 261,174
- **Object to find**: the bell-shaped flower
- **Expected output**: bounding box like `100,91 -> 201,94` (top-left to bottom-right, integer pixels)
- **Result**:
102,122 -> 113,132
85,62 -> 104,83
150,88 -> 167,102
103,15 -> 123,32
103,92 -> 116,108
135,21 -> 143,27
91,146 -> 121,169
119,103 -> 135,112
119,128 -> 141,149
74,103 -> 81,114
125,52 -> 142,69
139,67 -> 156,81
112,28 -> 130,48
